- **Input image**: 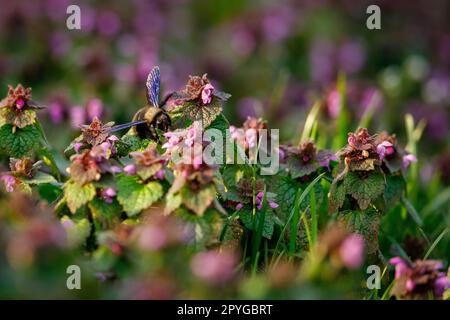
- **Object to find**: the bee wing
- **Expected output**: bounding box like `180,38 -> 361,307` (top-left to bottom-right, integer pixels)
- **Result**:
213,90 -> 231,101
146,66 -> 160,108
108,120 -> 147,133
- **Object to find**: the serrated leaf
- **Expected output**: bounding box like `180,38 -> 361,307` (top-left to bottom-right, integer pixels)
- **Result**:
344,171 -> 385,210
384,174 -> 406,208
0,124 -> 40,157
222,165 -> 245,188
329,181 -> 346,213
164,192 -> 182,215
287,157 -> 319,178
272,175 -> 300,220
194,209 -> 224,249
338,209 -> 380,254
65,181 -> 96,214
116,175 -> 163,216
88,197 -> 122,225
181,184 -> 216,216
239,207 -> 275,239
182,98 -> 222,128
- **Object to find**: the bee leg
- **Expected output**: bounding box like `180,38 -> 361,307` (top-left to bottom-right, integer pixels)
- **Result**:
149,125 -> 159,143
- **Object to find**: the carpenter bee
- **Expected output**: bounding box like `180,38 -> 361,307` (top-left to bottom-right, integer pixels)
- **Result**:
109,66 -> 172,142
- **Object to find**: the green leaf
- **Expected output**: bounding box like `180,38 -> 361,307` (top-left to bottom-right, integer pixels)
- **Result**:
23,171 -> 57,185
272,175 -> 300,220
329,180 -> 346,213
287,157 -> 319,178
222,165 -> 245,188
338,209 -> 381,254
0,124 -> 41,157
164,192 -> 182,215
65,181 -> 96,214
181,184 -> 216,216
116,175 -> 163,216
344,171 -> 385,210
384,174 -> 406,208
194,209 -> 224,249
88,197 -> 122,225
239,207 -> 275,239
183,98 -> 222,128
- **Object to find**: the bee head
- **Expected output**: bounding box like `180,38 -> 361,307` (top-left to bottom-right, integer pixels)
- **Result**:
154,112 -> 171,132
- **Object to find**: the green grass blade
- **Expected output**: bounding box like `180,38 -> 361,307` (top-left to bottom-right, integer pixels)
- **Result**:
273,173 -> 326,257
423,227 -> 449,259
422,186 -> 450,217
300,101 -> 320,143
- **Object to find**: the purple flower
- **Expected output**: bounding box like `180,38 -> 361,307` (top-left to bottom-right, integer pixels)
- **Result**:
434,272 -> 450,296
155,169 -> 165,180
97,11 -> 121,37
101,187 -> 116,204
327,90 -> 341,118
124,164 -> 137,176
377,141 -> 394,160
201,83 -> 214,105
69,106 -> 86,129
15,97 -> 25,110
402,154 -> 417,169
235,202 -> 243,211
110,166 -> 122,174
390,257 -> 410,279
48,101 -> 65,124
0,174 -> 17,192
339,234 -> 365,269
74,142 -> 83,153
86,98 -> 103,120
254,191 -> 278,210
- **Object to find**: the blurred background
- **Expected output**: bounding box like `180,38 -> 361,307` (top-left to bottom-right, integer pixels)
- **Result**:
1,0 -> 450,181
1,0 -> 450,299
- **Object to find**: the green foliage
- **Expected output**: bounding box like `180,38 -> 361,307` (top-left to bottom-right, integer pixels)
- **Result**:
239,207 -> 276,239
181,184 -> 216,216
338,209 -> 381,254
116,174 -> 163,216
344,171 -> 385,210
65,181 -> 96,214
0,124 -> 41,157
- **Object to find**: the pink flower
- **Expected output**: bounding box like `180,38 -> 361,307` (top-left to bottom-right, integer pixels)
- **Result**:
155,169 -> 165,180
235,202 -> 243,211
434,273 -> 450,296
110,166 -> 122,174
254,191 -> 278,210
402,154 -> 417,169
377,141 -> 394,160
1,174 -> 17,192
15,98 -> 25,110
389,257 -> 410,279
138,225 -> 168,251
69,106 -> 86,128
101,187 -> 116,204
190,250 -> 237,285
74,142 -> 83,153
185,126 -> 197,147
201,84 -> 214,105
339,234 -> 365,269
124,164 -> 137,176
327,90 -> 341,118
86,98 -> 103,120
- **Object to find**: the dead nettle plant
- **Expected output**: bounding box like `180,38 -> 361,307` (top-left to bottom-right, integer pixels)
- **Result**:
0,69 -> 418,266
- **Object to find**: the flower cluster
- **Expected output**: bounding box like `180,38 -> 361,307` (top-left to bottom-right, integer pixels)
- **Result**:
283,140 -> 337,179
0,84 -> 42,130
390,257 -> 450,299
